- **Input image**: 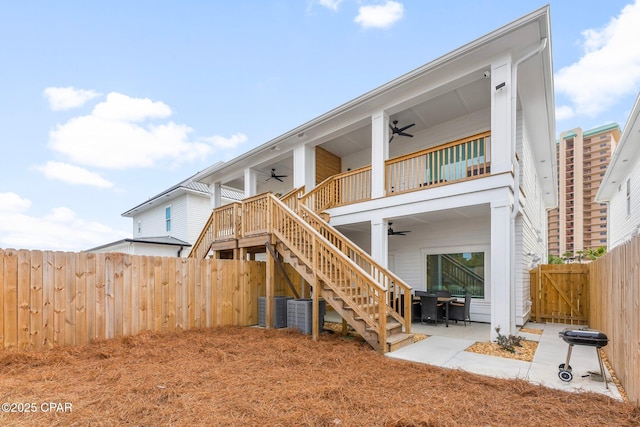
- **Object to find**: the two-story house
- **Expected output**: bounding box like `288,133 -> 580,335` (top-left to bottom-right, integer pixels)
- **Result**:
189,6 -> 557,342
87,165 -> 242,257
596,93 -> 640,249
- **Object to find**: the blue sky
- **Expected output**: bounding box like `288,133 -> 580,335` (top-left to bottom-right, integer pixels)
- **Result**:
1,0 -> 639,252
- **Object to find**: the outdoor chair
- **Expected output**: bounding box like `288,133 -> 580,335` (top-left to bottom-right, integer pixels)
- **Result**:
449,294 -> 471,326
435,290 -> 451,298
419,295 -> 444,325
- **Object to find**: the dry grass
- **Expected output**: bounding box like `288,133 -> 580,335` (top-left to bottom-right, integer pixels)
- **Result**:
0,326 -> 638,426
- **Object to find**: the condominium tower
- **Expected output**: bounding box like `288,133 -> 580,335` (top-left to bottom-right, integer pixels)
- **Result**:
548,124 -> 620,257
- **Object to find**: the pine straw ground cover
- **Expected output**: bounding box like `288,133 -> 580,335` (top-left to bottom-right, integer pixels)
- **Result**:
1,327 -> 638,427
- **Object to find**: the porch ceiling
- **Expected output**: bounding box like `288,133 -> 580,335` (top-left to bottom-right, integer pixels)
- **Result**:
335,204 -> 489,234
320,76 -> 491,158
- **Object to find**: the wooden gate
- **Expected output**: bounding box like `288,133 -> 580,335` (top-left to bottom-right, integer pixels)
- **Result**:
530,264 -> 589,325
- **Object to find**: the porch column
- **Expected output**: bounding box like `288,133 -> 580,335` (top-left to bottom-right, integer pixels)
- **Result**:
244,168 -> 257,198
371,111 -> 389,199
294,144 -> 315,191
210,182 -> 222,208
370,217 -> 388,268
490,199 -> 513,340
490,57 -> 514,176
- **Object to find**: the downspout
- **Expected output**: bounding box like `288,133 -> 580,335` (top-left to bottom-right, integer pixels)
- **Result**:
177,245 -> 184,257
509,38 -> 548,333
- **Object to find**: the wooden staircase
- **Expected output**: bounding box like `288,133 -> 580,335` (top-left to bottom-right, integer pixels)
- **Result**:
276,241 -> 412,352
190,190 -> 414,353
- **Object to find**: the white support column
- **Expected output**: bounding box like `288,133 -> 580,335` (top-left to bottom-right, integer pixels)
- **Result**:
244,168 -> 257,198
370,217 -> 388,268
210,182 -> 222,208
490,199 -> 513,340
294,144 -> 315,191
490,57 -> 513,175
371,111 -> 389,199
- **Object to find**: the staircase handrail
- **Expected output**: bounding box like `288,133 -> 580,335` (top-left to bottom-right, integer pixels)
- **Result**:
188,209 -> 216,258
280,186 -> 305,211
298,203 -> 412,331
189,202 -> 243,258
299,174 -> 335,212
265,194 -> 387,348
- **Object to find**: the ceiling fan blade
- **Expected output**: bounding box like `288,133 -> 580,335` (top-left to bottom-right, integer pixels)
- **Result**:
275,177 -> 283,182
389,134 -> 395,142
398,123 -> 415,132
398,132 -> 413,137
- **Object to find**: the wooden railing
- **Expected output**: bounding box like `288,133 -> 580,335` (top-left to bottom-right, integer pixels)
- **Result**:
300,166 -> 371,211
298,204 -> 412,331
280,186 -> 305,211
300,132 -> 491,212
386,131 -> 491,195
189,210 -> 217,259
242,193 -> 271,237
214,202 -> 241,241
189,202 -> 241,258
268,194 -> 388,349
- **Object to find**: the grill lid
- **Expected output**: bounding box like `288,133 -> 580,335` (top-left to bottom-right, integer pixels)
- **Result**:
559,328 -> 608,347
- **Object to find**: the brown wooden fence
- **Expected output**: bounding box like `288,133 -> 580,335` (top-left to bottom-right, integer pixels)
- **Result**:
529,236 -> 640,405
529,263 -> 590,325
0,248 -> 302,351
589,236 -> 640,405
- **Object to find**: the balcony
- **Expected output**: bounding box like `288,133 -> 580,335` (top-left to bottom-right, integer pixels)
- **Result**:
301,132 -> 491,211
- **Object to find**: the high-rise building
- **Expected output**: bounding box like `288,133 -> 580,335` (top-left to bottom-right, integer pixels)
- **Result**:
548,124 -> 620,257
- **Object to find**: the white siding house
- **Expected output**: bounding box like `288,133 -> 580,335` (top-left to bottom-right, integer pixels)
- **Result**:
192,7 -> 557,338
596,93 -> 640,248
87,169 -> 242,257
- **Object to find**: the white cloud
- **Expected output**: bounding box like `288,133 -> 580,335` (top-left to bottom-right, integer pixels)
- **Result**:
555,0 -> 640,119
204,133 -> 248,149
44,86 -> 102,111
555,105 -> 575,121
0,192 -> 127,251
48,91 -> 247,170
355,1 -> 404,29
92,92 -> 171,122
318,0 -> 342,11
33,161 -> 114,188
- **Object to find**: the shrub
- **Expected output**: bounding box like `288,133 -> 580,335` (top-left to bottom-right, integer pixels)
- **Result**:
495,327 -> 524,353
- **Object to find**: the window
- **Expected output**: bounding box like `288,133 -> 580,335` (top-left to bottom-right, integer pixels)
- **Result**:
627,179 -> 631,216
165,206 -> 172,232
426,252 -> 484,298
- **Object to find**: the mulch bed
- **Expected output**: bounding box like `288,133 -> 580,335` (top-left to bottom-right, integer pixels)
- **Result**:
0,326 -> 638,426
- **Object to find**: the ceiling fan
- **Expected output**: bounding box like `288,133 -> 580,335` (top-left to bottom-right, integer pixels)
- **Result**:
388,222 -> 411,236
266,168 -> 288,182
389,120 -> 415,142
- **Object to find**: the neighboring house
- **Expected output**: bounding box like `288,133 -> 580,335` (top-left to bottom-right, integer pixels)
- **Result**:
87,166 -> 243,257
596,93 -> 640,249
191,6 -> 557,339
548,124 -> 620,256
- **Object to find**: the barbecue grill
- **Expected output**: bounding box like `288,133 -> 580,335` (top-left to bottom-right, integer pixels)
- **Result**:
558,327 -> 609,388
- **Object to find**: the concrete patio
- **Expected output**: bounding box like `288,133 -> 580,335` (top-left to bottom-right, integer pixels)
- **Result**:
385,320 -> 623,401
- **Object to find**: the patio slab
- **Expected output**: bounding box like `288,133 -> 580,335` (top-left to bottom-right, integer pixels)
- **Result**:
386,320 -> 623,401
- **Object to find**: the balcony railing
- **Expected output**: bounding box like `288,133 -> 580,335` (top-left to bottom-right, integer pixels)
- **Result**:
386,132 -> 491,195
300,131 -> 491,211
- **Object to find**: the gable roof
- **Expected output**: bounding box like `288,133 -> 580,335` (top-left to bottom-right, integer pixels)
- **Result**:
122,162 -> 225,217
596,93 -> 640,201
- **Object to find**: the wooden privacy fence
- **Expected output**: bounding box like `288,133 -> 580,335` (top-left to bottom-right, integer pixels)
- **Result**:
589,236 -> 640,405
530,263 -> 590,325
0,248 -> 276,350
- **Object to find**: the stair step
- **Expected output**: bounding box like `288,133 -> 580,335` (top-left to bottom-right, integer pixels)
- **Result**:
386,333 -> 414,352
